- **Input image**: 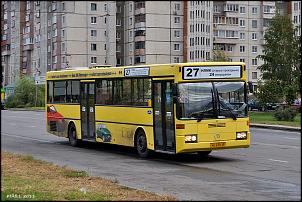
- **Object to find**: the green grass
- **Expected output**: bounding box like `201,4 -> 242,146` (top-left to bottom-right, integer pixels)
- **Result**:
1,152 -> 176,201
249,111 -> 301,127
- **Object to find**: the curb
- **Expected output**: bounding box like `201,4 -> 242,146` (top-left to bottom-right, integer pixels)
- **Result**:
8,108 -> 44,112
250,123 -> 301,132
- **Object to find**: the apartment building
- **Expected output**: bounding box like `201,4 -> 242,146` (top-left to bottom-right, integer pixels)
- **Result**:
291,1 -> 301,36
185,1 -> 213,62
1,1 -> 300,88
212,1 -> 293,91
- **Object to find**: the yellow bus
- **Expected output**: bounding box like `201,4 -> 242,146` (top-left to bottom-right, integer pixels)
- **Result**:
46,62 -> 251,157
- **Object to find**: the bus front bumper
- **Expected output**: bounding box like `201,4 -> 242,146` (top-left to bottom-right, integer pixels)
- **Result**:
175,136 -> 250,154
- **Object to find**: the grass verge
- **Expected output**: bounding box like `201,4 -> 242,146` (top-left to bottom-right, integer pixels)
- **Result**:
249,111 -> 301,127
1,151 -> 176,201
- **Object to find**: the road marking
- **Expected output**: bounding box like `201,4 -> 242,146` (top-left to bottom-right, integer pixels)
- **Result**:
268,159 -> 288,163
2,133 -> 56,143
253,142 -> 299,149
282,137 -> 299,140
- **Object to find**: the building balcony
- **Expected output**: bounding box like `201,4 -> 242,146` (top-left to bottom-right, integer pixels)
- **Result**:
134,35 -> 145,42
134,48 -> 145,55
213,37 -> 238,45
135,22 -> 146,28
134,7 -> 145,15
23,44 -> 34,51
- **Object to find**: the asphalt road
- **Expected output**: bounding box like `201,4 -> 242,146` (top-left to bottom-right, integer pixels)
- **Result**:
1,110 -> 301,200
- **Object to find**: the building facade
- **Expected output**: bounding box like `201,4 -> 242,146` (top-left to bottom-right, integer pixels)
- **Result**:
1,1 -> 300,89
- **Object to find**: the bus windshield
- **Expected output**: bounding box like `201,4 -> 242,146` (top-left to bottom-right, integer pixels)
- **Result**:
176,81 -> 247,120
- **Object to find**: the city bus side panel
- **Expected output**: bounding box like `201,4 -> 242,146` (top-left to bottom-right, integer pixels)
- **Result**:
46,104 -> 81,138
94,106 -> 154,148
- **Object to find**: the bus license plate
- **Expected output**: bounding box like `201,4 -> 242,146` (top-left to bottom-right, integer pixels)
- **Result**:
210,142 -> 226,148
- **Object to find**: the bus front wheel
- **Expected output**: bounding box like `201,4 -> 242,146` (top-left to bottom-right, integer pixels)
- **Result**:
68,124 -> 81,147
136,130 -> 150,158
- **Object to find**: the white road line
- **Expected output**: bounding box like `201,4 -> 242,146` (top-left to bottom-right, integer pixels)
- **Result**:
268,159 -> 288,163
253,142 -> 299,149
283,137 -> 299,140
2,133 -> 55,143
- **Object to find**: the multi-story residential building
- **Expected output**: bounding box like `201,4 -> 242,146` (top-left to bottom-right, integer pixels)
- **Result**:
212,1 -> 291,91
1,1 -> 300,89
122,1 -> 184,66
184,1 -> 213,62
291,1 -> 301,36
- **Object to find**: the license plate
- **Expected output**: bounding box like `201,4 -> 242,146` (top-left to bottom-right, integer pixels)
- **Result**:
210,142 -> 226,148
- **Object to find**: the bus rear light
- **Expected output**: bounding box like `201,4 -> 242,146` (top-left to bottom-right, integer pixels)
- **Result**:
176,124 -> 185,129
236,132 -> 247,140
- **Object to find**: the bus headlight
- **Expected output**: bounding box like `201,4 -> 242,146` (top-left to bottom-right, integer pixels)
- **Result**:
185,135 -> 197,143
236,132 -> 247,140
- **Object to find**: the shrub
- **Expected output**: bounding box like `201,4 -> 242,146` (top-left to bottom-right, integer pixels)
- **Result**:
273,108 -> 298,121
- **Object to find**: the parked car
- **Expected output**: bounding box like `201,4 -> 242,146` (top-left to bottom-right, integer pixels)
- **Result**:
265,103 -> 280,111
248,100 -> 264,111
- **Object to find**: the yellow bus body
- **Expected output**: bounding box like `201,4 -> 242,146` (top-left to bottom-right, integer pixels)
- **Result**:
46,62 -> 250,154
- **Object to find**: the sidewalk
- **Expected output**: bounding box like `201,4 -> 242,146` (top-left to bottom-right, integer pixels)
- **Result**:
250,123 -> 301,132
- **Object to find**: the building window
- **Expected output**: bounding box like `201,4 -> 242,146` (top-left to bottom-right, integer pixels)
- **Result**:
129,17 -> 132,25
91,57 -> 97,64
227,45 -> 233,52
252,46 -> 257,53
174,43 -> 180,51
252,20 -> 257,28
62,2 -> 65,10
91,30 -> 97,37
174,57 -> 180,63
252,33 -> 257,40
240,45 -> 245,53
240,6 -> 246,14
175,3 -> 180,11
240,58 -> 245,62
174,16 -> 180,23
240,32 -> 245,40
91,3 -> 97,11
240,19 -> 245,27
252,72 -> 258,79
174,30 -> 180,38
91,43 -> 97,51
252,58 -> 258,66
252,7 -> 258,14
104,3 -> 107,11
91,17 -> 97,24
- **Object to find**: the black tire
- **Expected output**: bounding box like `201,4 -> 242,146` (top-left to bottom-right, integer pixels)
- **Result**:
197,151 -> 212,157
136,130 -> 150,158
68,124 -> 80,147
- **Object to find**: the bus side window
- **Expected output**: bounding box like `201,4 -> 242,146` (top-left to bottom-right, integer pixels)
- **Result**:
72,81 -> 80,103
47,81 -> 54,103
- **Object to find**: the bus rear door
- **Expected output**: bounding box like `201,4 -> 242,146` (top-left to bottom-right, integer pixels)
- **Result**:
153,81 -> 175,153
80,81 -> 95,141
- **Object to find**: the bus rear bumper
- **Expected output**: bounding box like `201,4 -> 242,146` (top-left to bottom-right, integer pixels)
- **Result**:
176,137 -> 250,154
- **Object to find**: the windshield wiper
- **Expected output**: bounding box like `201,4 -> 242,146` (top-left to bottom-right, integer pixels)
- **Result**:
189,112 -> 204,122
216,89 -> 237,120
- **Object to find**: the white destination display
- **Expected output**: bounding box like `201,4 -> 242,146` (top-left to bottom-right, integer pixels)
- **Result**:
124,67 -> 149,77
183,66 -> 241,79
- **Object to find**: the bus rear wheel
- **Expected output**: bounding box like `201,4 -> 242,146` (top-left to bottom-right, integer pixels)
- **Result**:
68,124 -> 81,147
136,130 -> 150,158
197,151 -> 212,157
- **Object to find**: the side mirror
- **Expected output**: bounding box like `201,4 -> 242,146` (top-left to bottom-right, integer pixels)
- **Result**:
248,81 -> 254,93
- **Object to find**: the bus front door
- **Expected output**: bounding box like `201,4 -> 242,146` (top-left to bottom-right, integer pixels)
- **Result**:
80,82 -> 95,141
153,81 -> 175,152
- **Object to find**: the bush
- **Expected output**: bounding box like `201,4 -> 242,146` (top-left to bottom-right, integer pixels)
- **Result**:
273,108 -> 298,121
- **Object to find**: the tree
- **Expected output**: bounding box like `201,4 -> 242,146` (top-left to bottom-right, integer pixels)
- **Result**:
5,76 -> 45,108
211,49 -> 230,62
257,13 -> 301,105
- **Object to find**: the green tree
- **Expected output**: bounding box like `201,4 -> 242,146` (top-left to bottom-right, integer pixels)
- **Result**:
257,14 -> 301,105
211,49 -> 230,62
5,76 -> 45,108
